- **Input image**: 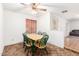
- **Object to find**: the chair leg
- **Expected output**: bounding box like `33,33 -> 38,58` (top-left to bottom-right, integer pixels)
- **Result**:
40,49 -> 45,56
26,48 -> 29,56
25,47 -> 31,56
23,42 -> 25,48
45,48 -> 48,55
29,48 -> 32,55
25,46 -> 27,52
24,46 -> 28,56
40,49 -> 43,56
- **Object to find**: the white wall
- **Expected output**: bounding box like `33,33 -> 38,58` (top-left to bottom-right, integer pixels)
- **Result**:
0,4 -> 4,56
37,12 -> 66,48
37,12 -> 50,32
65,19 -> 79,36
50,16 -> 66,48
65,20 -> 71,36
3,8 -> 66,48
37,12 -> 53,46
70,20 -> 79,31
50,15 -> 66,48
3,9 -> 37,46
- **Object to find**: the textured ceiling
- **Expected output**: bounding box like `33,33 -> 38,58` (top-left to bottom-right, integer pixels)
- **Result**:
2,3 -> 79,20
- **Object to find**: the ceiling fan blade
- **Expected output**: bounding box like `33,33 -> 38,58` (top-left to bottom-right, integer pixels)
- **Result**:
20,3 -> 31,7
31,3 -> 40,7
20,3 -> 32,9
20,3 -> 27,6
36,4 -> 47,11
38,8 -> 47,11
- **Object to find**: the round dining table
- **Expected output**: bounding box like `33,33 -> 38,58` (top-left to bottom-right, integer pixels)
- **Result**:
27,33 -> 43,56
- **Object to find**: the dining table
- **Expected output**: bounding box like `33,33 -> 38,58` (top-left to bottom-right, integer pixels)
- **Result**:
27,33 -> 43,56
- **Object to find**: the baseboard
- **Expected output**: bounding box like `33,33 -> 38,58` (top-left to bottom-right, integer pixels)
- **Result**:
4,41 -> 23,47
64,47 -> 79,54
0,46 -> 4,56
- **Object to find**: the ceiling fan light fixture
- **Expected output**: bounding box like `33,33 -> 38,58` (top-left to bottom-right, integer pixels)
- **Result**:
31,10 -> 37,14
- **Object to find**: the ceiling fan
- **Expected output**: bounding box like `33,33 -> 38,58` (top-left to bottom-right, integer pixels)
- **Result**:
20,3 -> 47,12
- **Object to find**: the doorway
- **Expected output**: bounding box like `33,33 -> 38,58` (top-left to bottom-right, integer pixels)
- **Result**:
26,19 -> 37,33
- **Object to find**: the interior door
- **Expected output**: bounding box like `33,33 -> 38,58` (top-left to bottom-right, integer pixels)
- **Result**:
26,19 -> 37,33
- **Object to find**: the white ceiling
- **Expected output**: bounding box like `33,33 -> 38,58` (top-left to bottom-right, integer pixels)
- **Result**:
2,3 -> 79,20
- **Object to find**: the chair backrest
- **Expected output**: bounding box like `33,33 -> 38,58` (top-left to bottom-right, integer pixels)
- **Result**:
42,32 -> 47,35
37,31 -> 42,35
22,33 -> 32,45
39,35 -> 49,47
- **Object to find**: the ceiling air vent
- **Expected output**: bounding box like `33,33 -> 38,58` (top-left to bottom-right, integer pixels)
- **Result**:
61,10 -> 68,13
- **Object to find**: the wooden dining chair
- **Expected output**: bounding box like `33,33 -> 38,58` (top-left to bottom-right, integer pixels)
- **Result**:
22,33 -> 32,55
35,34 -> 49,56
37,31 -> 43,35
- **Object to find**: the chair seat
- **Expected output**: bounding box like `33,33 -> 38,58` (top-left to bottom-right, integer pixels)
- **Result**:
25,43 -> 32,47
